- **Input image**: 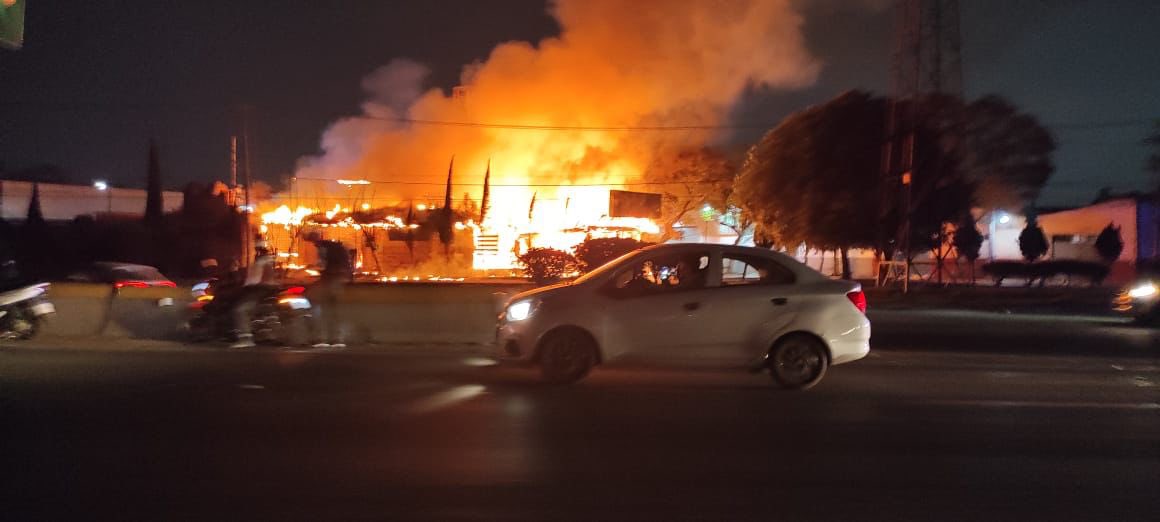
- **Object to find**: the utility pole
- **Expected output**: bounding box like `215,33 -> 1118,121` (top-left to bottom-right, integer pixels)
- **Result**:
885,0 -> 962,293
238,105 -> 254,267
229,136 -> 238,206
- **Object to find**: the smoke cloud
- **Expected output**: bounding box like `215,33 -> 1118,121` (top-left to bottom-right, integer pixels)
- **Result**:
296,0 -> 821,205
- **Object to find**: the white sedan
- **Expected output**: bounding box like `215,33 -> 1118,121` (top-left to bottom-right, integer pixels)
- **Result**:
496,243 -> 870,389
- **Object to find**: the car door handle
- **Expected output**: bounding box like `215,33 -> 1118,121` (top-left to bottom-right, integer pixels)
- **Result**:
770,297 -> 788,306
683,302 -> 700,311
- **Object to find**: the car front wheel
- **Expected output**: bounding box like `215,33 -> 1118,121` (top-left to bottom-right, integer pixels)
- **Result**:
768,334 -> 829,390
538,330 -> 596,384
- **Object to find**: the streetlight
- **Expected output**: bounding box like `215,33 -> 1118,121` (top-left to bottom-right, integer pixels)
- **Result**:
93,180 -> 112,214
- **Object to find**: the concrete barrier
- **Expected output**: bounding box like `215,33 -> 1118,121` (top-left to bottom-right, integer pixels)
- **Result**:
35,281 -> 535,344
102,286 -> 189,339
43,283 -> 112,337
339,282 -> 532,344
43,283 -> 189,340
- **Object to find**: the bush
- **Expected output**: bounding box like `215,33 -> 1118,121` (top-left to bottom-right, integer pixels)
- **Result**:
982,260 -> 1109,287
1095,223 -> 1124,263
517,248 -> 576,284
952,217 -> 983,262
1018,220 -> 1049,262
572,237 -> 651,272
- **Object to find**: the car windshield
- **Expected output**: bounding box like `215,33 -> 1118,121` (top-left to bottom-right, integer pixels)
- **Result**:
572,249 -> 646,285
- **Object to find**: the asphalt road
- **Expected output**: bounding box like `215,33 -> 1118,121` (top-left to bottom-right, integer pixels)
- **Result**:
2,313 -> 1159,521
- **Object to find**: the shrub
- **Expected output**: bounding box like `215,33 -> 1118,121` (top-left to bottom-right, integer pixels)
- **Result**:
982,261 -> 1033,286
982,260 -> 1109,287
1036,260 -> 1109,286
572,237 -> 650,272
1018,219 -> 1049,262
1094,223 -> 1124,263
517,248 -> 576,284
952,217 -> 983,262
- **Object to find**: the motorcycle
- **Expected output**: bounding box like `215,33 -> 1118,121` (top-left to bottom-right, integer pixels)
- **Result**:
0,283 -> 56,340
185,283 -> 312,345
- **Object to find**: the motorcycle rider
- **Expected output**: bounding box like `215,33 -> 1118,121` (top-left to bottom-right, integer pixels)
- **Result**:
304,230 -> 351,349
230,240 -> 278,348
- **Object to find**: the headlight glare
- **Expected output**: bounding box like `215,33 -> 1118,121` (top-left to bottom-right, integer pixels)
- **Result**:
1128,283 -> 1158,299
506,300 -> 534,321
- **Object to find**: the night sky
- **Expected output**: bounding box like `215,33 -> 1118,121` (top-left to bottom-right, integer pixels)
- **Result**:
2,0 -> 1158,207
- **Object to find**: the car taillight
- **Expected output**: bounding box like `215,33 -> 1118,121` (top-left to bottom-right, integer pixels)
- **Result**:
846,290 -> 867,313
158,281 -> 177,288
284,286 -> 306,295
115,281 -> 149,289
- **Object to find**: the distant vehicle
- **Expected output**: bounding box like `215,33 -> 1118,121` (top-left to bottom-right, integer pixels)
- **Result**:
1114,278 -> 1160,325
68,262 -> 177,289
495,243 -> 871,388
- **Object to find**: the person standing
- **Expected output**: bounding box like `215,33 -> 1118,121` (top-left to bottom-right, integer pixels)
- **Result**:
230,240 -> 278,348
304,231 -> 352,348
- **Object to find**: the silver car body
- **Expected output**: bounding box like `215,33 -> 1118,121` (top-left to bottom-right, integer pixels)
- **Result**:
496,243 -> 870,370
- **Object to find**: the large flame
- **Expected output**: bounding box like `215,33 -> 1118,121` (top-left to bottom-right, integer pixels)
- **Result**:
291,0 -> 819,270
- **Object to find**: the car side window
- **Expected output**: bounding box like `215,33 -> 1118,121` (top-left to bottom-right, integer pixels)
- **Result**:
609,252 -> 711,297
722,254 -> 795,286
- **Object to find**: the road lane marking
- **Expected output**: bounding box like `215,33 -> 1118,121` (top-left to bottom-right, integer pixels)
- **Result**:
403,384 -> 486,415
925,400 -> 1160,410
237,384 -> 266,390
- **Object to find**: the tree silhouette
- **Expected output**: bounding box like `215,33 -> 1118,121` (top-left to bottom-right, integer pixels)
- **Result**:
736,90 -> 1054,266
437,157 -> 454,254
1018,215 -> 1049,262
25,181 -> 44,226
952,215 -> 983,284
1094,223 -> 1124,263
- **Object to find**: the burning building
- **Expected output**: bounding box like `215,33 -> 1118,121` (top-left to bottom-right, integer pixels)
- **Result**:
261,0 -> 820,275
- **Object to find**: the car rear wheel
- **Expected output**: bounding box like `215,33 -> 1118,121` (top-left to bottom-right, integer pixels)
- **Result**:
538,330 -> 596,384
768,334 -> 828,390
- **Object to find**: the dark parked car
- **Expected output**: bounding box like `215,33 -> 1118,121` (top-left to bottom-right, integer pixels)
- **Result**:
67,262 -> 177,289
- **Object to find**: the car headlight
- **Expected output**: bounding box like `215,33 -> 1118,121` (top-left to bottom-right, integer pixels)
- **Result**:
506,299 -> 535,321
1128,282 -> 1158,299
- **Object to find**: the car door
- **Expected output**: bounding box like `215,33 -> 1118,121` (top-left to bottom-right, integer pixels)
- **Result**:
692,252 -> 802,365
598,249 -> 719,363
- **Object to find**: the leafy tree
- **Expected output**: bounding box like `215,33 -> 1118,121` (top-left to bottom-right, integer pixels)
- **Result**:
25,181 -> 44,226
572,237 -> 650,273
737,90 -> 965,263
1094,223 -> 1124,263
960,96 -> 1056,210
952,215 -> 983,284
1018,215 -> 1049,262
736,90 -> 1054,268
644,147 -> 735,240
517,248 -> 576,284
